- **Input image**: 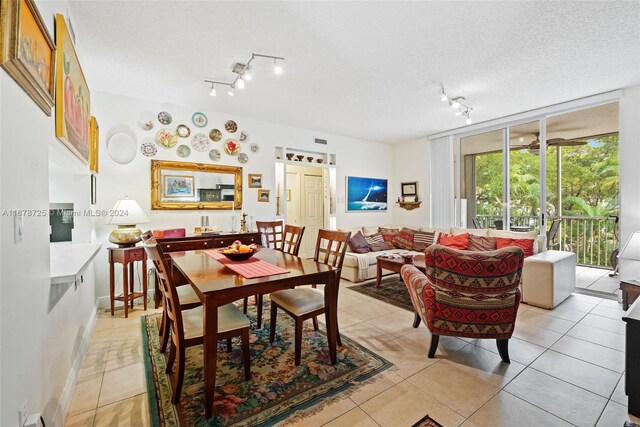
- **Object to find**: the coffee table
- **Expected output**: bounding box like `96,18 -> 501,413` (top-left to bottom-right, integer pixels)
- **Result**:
376,254 -> 426,288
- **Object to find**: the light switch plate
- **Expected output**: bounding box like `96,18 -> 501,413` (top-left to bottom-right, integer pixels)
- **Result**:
14,212 -> 24,243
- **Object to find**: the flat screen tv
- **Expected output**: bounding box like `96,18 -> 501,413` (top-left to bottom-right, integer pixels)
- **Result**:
346,176 -> 388,211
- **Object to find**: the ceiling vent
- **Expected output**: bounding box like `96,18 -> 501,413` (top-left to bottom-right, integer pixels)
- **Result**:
314,138 -> 327,145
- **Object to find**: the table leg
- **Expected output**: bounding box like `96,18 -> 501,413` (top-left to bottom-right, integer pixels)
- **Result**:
142,257 -> 148,311
203,297 -> 218,419
325,272 -> 338,364
109,260 -> 115,316
376,262 -> 382,288
129,262 -> 135,309
123,262 -> 129,318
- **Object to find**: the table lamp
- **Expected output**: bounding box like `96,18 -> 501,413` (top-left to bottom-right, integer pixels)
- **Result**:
106,197 -> 150,247
620,231 -> 640,283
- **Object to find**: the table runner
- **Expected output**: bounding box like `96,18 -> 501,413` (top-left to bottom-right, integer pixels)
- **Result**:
203,249 -> 289,279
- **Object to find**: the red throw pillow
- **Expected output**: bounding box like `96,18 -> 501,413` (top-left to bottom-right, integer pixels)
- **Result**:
495,237 -> 534,257
438,233 -> 470,250
378,227 -> 400,243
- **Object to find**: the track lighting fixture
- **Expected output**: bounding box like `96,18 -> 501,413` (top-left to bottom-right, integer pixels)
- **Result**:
439,84 -> 475,125
204,52 -> 284,97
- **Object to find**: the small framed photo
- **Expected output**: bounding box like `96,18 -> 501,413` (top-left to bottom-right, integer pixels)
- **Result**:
248,173 -> 262,188
401,181 -> 418,197
163,175 -> 194,198
257,189 -> 270,202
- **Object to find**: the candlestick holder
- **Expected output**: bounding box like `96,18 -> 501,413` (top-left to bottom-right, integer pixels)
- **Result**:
276,195 -> 281,216
231,216 -> 237,233
240,213 -> 248,233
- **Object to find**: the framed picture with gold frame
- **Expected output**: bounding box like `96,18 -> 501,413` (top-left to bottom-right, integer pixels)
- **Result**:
55,13 -> 90,164
0,0 -> 56,115
89,116 -> 99,173
257,189 -> 270,202
248,173 -> 262,188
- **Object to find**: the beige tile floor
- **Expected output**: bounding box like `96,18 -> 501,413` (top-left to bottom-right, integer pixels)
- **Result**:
65,282 -> 640,427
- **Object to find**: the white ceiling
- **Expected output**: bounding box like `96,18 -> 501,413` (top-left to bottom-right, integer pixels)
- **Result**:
68,1 -> 640,144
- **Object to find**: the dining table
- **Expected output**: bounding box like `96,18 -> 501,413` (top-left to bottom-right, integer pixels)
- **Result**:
170,247 -> 340,419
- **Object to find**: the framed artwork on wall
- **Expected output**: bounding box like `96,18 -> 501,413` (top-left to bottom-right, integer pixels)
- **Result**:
401,181 -> 418,197
346,176 -> 388,211
248,174 -> 262,188
163,175 -> 195,198
55,13 -> 91,164
89,116 -> 99,173
257,189 -> 270,202
0,0 -> 56,115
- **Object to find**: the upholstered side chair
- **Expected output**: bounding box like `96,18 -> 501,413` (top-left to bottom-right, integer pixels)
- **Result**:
401,244 -> 524,363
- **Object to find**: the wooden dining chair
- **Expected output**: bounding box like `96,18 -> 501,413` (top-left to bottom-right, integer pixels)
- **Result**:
142,231 -> 202,354
144,238 -> 251,403
269,229 -> 351,365
244,222 -> 305,328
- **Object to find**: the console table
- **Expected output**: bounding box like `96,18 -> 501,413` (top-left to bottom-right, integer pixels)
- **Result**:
154,232 -> 262,308
623,298 -> 640,417
108,246 -> 148,318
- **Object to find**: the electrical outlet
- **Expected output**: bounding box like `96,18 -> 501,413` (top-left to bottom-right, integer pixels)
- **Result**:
18,400 -> 27,427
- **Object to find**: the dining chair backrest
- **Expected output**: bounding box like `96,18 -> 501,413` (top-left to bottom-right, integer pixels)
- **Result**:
314,229 -> 351,272
141,230 -> 153,243
143,238 -> 184,342
282,224 -> 305,256
472,218 -> 481,229
256,220 -> 284,250
547,219 -> 561,247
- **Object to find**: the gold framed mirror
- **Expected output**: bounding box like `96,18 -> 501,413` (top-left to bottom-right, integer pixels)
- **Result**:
151,160 -> 242,210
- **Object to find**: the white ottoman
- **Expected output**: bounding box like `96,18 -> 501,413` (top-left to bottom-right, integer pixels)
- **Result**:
521,250 -> 577,309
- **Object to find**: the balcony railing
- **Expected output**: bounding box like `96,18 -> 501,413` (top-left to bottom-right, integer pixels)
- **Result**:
475,215 -> 618,268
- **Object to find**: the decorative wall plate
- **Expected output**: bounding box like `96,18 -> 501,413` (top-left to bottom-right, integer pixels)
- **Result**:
192,112 -> 208,128
250,143 -> 259,152
209,128 -> 222,142
225,120 -> 238,133
140,139 -> 157,157
176,124 -> 191,138
158,111 -> 172,125
191,133 -> 211,152
239,131 -> 249,142
177,144 -> 191,158
155,128 -> 178,148
107,132 -> 137,164
209,148 -> 221,161
238,153 -> 248,163
138,111 -> 155,130
224,139 -> 240,155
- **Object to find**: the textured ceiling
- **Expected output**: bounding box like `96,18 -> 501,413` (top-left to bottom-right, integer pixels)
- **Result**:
68,1 -> 640,144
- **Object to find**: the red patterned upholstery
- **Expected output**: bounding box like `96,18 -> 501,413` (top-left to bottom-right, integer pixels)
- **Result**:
401,244 -> 524,362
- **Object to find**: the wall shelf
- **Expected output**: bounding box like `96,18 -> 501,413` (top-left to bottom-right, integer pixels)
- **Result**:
50,242 -> 103,285
397,201 -> 422,211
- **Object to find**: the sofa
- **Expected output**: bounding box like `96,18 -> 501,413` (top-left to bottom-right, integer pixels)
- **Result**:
340,224 -> 545,283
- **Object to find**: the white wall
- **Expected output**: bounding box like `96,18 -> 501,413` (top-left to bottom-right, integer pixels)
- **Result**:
92,91 -> 394,296
0,1 -> 98,425
619,84 -> 640,280
392,137 -> 430,227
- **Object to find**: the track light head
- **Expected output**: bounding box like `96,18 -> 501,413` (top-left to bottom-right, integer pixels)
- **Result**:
209,84 -> 216,97
228,85 -> 235,96
440,84 -> 448,102
273,58 -> 283,75
244,66 -> 252,81
237,76 -> 245,89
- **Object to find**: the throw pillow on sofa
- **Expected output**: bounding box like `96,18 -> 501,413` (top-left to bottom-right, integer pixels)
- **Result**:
495,237 -> 534,257
378,227 -> 400,243
413,230 -> 436,251
365,232 -> 394,251
438,233 -> 470,250
392,227 -> 416,250
348,231 -> 370,253
468,235 -> 497,251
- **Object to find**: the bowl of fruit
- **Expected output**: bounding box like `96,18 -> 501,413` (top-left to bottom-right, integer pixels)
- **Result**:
219,240 -> 259,261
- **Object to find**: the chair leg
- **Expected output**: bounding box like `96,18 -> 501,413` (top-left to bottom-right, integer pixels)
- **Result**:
166,341 -> 176,373
243,297 -> 249,314
412,312 -> 421,328
241,329 -> 251,381
428,334 -> 439,358
159,306 -> 166,337
496,339 -> 511,363
226,338 -> 232,352
256,294 -> 264,329
312,316 -> 319,331
294,318 -> 303,366
172,346 -> 185,404
159,317 -> 171,354
269,303 -> 278,343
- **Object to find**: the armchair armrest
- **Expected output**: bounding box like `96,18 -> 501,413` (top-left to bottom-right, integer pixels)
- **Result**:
401,264 -> 432,325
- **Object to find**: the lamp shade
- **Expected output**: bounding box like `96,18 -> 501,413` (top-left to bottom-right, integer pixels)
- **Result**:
106,198 -> 150,225
619,231 -> 640,261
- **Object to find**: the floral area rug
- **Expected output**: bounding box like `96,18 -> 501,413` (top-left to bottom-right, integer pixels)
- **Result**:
142,301 -> 392,426
347,276 -> 415,312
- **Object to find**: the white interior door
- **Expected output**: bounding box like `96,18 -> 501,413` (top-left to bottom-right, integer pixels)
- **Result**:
300,174 -> 324,258
286,172 -> 300,226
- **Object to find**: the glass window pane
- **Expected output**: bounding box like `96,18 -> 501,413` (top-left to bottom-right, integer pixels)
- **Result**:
508,121 -> 541,233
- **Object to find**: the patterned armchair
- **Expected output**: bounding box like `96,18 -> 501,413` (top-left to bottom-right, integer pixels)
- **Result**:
401,244 -> 525,363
